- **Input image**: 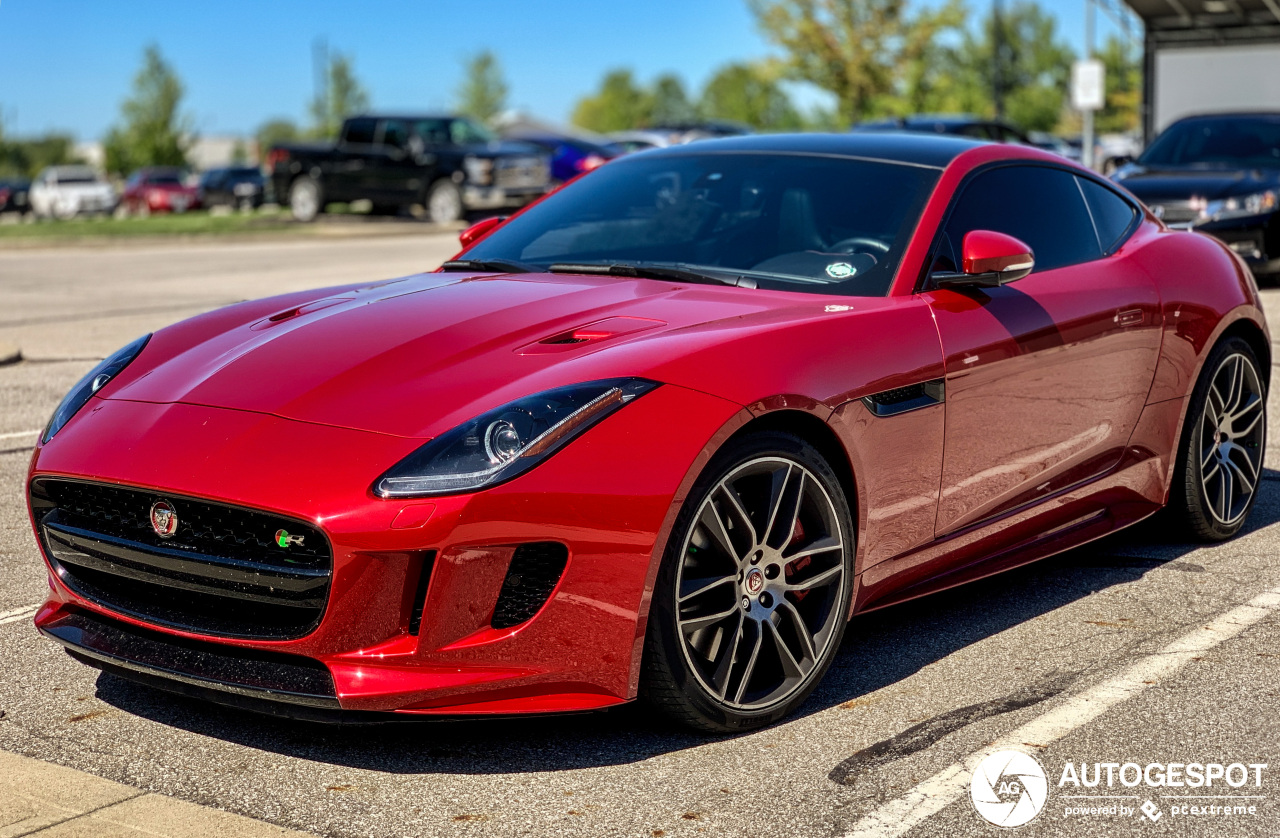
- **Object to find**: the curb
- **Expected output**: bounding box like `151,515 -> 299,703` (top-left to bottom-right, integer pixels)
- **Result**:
0,749 -> 317,837
0,341 -> 21,366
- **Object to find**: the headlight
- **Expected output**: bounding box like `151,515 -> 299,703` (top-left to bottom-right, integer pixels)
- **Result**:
1199,189 -> 1280,223
463,156 -> 494,186
43,334 -> 150,443
373,378 -> 659,498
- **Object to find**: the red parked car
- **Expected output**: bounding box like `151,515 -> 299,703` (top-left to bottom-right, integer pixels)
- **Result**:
29,134 -> 1268,731
119,167 -> 200,216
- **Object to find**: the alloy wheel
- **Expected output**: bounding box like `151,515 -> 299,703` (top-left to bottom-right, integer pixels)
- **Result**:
675,456 -> 848,710
1198,352 -> 1265,525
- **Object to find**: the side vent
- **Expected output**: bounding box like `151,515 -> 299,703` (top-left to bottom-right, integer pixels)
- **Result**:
861,379 -> 945,417
491,542 -> 569,629
407,551 -> 436,636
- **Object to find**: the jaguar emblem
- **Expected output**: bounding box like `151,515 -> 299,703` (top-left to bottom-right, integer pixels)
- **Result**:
149,501 -> 178,539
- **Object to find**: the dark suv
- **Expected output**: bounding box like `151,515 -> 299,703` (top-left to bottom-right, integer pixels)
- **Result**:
1113,112 -> 1280,278
852,114 -> 1031,144
266,114 -> 551,223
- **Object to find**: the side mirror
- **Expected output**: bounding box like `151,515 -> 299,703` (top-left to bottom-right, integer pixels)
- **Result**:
933,230 -> 1034,289
458,215 -> 506,247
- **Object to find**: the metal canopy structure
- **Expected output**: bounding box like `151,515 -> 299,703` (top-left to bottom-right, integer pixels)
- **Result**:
1124,0 -> 1280,138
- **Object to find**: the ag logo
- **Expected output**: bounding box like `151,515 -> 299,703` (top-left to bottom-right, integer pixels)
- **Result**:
970,750 -> 1048,827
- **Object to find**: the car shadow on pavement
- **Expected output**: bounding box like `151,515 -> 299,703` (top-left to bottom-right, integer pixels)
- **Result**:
92,474 -> 1280,775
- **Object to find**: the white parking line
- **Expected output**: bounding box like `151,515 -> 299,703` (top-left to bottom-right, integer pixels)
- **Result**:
0,605 -> 40,626
0,429 -> 41,441
839,583 -> 1280,838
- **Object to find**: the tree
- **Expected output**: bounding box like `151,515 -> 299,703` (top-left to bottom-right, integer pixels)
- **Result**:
256,118 -> 300,154
103,45 -> 193,175
650,74 -> 698,125
750,0 -> 964,127
0,125 -> 79,178
456,50 -> 509,125
701,63 -> 803,130
1096,34 -> 1140,133
309,52 -> 369,139
572,69 -> 654,133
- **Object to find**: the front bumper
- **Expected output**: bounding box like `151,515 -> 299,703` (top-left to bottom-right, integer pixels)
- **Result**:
30,386 -> 739,716
1182,212 -> 1280,275
461,185 -> 548,211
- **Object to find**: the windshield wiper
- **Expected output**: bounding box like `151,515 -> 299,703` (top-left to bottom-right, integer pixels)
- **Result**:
440,258 -> 536,274
548,262 -> 755,288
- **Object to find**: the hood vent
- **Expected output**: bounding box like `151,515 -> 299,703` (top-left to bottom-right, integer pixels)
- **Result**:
519,316 -> 665,355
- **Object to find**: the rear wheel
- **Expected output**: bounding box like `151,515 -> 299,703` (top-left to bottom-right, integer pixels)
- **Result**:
1171,336 -> 1266,541
642,431 -> 854,732
289,176 -> 323,222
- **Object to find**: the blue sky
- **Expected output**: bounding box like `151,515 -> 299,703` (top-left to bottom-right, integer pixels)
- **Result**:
0,0 -> 1131,140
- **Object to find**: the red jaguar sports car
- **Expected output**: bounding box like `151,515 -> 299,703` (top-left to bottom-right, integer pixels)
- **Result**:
28,134 -> 1268,732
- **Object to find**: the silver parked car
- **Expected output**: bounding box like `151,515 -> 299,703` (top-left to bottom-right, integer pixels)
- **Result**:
29,166 -> 117,220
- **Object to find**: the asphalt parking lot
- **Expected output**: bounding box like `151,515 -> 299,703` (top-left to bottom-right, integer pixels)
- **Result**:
1,236 -> 1278,838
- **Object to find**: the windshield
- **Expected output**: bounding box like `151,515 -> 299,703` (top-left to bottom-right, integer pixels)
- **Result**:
463,152 -> 937,296
1140,116 -> 1280,169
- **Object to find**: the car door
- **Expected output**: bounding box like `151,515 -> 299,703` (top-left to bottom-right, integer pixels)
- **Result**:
330,117 -> 379,202
921,164 -> 1160,535
370,119 -> 422,205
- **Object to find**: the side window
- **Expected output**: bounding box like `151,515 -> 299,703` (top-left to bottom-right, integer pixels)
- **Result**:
342,118 -> 377,145
378,120 -> 409,149
1077,177 -> 1139,254
941,165 -> 1102,273
414,119 -> 449,145
958,124 -> 994,140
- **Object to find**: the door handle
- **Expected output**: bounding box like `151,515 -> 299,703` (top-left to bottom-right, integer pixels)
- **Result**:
1115,308 -> 1144,327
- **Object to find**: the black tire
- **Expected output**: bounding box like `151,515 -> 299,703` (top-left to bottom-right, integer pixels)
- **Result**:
289,176 -> 323,223
1169,336 -> 1267,541
641,431 -> 855,733
425,179 -> 463,224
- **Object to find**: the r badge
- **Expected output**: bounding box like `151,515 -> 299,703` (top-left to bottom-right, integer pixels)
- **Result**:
275,529 -> 305,548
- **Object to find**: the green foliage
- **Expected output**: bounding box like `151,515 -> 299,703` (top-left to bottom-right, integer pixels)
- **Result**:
650,74 -> 698,125
457,50 -> 509,125
309,52 -> 370,139
749,0 -> 965,127
103,45 -> 193,175
572,69 -> 655,133
256,118 -> 301,153
0,128 -> 79,178
700,63 -> 803,131
1096,35 -> 1141,134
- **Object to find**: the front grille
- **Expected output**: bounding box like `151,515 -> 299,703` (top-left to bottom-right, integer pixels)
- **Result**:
494,157 -> 550,189
491,542 -> 568,629
1150,201 -> 1200,225
30,478 -> 332,640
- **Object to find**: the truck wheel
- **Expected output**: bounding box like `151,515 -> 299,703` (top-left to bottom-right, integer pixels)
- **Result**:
289,177 -> 323,223
426,180 -> 463,224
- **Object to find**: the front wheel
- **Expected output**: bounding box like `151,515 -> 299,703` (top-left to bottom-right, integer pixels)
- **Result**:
642,431 -> 854,732
1171,336 -> 1267,541
289,176 -> 323,223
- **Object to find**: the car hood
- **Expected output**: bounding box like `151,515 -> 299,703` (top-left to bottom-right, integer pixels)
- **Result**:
1115,165 -> 1280,202
106,271 -> 797,439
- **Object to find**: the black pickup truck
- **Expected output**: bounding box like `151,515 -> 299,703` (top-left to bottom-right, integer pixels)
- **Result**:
266,114 -> 552,223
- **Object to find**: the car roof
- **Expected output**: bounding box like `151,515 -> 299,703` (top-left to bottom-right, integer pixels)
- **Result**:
1166,111 -> 1280,123
638,132 -> 987,169
348,113 -> 464,122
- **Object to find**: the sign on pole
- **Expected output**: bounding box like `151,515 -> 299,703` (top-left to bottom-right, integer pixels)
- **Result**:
1071,59 -> 1106,111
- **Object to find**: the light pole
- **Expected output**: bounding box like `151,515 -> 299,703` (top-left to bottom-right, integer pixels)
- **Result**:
1083,0 -> 1096,169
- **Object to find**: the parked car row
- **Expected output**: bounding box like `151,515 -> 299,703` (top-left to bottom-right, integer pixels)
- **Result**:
0,164 -> 267,220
